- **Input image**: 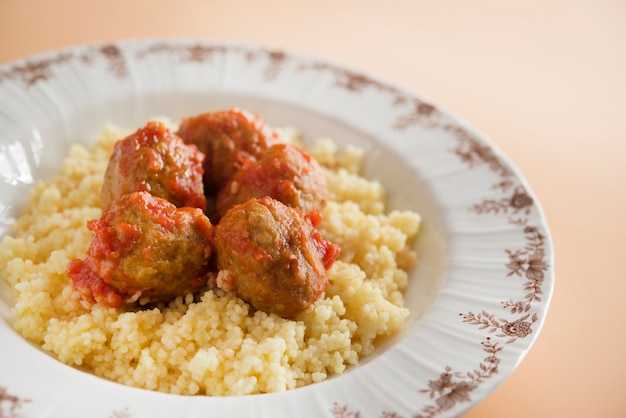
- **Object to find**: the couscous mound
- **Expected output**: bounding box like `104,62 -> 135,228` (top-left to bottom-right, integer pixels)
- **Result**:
0,123 -> 421,395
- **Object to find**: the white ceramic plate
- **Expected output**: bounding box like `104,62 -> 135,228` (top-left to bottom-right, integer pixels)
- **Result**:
0,39 -> 554,418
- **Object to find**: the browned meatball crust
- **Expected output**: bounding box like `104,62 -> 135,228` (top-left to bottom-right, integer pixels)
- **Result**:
68,191 -> 213,307
101,121 -> 206,211
212,196 -> 340,317
215,143 -> 328,219
176,108 -> 278,194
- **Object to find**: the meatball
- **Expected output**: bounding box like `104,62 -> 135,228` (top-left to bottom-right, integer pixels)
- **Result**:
212,196 -> 340,317
176,108 -> 278,194
215,143 -> 328,219
101,121 -> 206,211
68,191 -> 213,307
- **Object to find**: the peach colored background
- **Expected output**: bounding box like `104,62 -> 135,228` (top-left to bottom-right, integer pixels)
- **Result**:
1,0 -> 624,417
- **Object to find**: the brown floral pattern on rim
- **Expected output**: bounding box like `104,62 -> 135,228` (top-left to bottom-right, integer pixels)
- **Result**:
448,123 -> 538,225
502,226 -> 548,313
330,402 -> 403,418
470,186 -> 534,226
260,50 -> 288,81
0,386 -> 133,418
299,62 -> 400,94
0,44 -> 128,87
448,124 -> 515,190
410,206 -> 547,417
134,43 -> 288,81
414,203 -> 546,415
0,387 -> 30,418
395,102 -> 441,130
457,224 -> 547,343
0,52 -> 74,87
460,311 -> 538,344
0,41 -> 289,88
296,61 -> 442,129
328,338 -> 503,418
415,338 -> 501,418
80,44 -> 128,78
134,43 -> 229,62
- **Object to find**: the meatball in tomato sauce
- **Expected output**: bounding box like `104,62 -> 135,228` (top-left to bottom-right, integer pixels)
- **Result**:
101,121 -> 206,211
176,108 -> 278,194
212,196 -> 340,317
215,143 -> 328,219
68,191 -> 213,307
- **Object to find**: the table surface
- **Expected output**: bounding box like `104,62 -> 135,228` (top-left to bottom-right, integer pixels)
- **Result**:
1,0 -> 624,417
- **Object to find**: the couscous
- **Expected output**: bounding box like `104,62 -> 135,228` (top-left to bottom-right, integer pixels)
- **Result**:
0,117 -> 421,395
